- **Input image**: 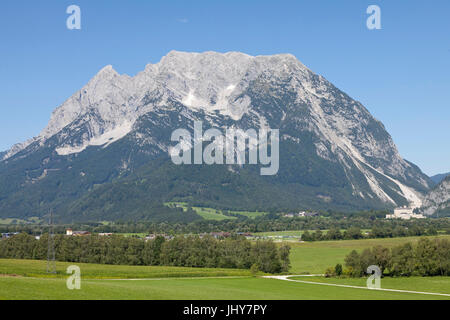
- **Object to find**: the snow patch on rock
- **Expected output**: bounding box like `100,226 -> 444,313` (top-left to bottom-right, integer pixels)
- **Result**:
56,121 -> 133,155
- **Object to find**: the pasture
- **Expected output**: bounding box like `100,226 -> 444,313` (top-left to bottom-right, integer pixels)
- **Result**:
164,202 -> 267,220
1,273 -> 449,300
287,235 -> 450,274
1,235 -> 449,300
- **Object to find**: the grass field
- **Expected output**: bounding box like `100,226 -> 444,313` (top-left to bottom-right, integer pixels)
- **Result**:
192,206 -> 236,221
288,276 -> 450,295
164,202 -> 267,220
227,209 -> 268,219
165,202 -> 234,220
253,229 -> 371,237
1,275 -> 448,300
1,235 -> 449,300
287,235 -> 450,274
116,232 -> 148,238
0,259 -> 253,279
0,217 -> 41,225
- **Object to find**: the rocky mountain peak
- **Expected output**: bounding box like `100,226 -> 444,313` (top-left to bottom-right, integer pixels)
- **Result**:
421,176 -> 450,215
0,51 -> 434,215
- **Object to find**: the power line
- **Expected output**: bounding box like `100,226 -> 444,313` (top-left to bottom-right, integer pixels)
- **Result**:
47,210 -> 56,274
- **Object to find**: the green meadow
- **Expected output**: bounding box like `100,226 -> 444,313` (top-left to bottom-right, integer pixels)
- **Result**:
288,235 -> 450,274
0,217 -> 41,225
288,276 -> 450,295
0,235 -> 449,300
164,202 -> 267,220
0,259 -> 253,279
253,229 -> 371,238
1,274 -> 448,300
191,206 -> 236,221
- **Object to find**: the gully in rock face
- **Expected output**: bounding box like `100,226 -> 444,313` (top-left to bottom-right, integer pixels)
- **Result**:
170,120 -> 279,176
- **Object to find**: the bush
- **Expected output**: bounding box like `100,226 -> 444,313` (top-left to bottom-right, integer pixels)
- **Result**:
334,263 -> 343,276
324,267 -> 335,278
250,264 -> 260,276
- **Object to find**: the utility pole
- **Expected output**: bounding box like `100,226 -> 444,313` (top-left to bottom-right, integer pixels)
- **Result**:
47,210 -> 56,274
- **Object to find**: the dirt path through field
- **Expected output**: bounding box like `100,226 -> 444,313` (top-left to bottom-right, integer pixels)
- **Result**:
263,275 -> 450,297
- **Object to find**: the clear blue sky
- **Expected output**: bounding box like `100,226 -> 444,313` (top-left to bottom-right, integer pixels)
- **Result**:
1,0 -> 449,175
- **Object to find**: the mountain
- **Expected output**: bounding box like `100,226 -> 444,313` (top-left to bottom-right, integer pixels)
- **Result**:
430,172 -> 450,184
421,176 -> 450,216
0,51 -> 433,222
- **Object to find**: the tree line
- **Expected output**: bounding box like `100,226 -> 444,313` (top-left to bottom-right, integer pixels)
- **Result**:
325,238 -> 450,277
0,233 -> 290,274
1,214 -> 448,247
2,214 -> 448,240
301,224 -> 442,241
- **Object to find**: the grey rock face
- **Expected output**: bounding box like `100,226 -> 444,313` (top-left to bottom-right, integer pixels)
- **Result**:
0,51 -> 434,219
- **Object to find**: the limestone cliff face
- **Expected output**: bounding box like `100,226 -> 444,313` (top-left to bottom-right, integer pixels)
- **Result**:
421,176 -> 450,215
0,51 -> 434,220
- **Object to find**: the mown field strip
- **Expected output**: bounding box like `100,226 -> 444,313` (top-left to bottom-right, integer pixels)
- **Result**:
87,276 -> 249,281
264,275 -> 450,297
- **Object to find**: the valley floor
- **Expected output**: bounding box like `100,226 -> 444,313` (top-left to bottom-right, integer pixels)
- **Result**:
1,235 -> 449,300
1,275 -> 449,300
287,235 -> 450,274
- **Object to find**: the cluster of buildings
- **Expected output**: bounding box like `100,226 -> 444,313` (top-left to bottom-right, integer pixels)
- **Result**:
63,230 -> 256,240
144,232 -> 254,241
66,229 -> 117,236
236,232 -> 254,238
200,232 -> 254,239
2,229 -> 257,241
203,232 -> 231,239
386,206 -> 425,220
66,228 -> 91,236
1,232 -> 40,240
1,232 -> 19,239
283,211 -> 319,218
144,234 -> 173,241
3,228 -> 258,241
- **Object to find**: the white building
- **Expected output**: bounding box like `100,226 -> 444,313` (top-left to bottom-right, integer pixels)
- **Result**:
386,206 -> 425,220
